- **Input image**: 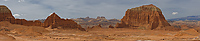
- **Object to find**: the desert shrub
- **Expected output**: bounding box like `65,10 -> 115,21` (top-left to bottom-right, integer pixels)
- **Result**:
138,26 -> 146,29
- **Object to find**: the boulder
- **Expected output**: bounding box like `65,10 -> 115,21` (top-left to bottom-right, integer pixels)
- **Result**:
109,25 -> 114,28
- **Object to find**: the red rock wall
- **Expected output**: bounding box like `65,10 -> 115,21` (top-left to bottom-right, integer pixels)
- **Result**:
0,5 -> 41,26
0,5 -> 15,24
0,5 -> 85,31
14,19 -> 41,26
42,13 -> 85,31
115,4 -> 176,30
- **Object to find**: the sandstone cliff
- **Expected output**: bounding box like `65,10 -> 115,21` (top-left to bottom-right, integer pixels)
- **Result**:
0,5 -> 42,26
0,5 -> 15,23
115,4 -> 178,30
0,5 -> 85,31
42,13 -> 85,31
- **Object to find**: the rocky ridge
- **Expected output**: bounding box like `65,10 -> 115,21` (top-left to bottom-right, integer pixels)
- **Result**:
42,13 -> 85,31
72,16 -> 120,28
0,5 -> 85,31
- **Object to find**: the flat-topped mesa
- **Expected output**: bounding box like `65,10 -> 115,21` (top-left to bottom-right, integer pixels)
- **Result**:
115,4 -> 179,31
43,13 -> 85,31
0,5 -> 15,23
96,16 -> 106,19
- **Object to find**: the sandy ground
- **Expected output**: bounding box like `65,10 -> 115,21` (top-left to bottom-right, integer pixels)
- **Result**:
2,28 -> 199,41
0,21 -> 200,41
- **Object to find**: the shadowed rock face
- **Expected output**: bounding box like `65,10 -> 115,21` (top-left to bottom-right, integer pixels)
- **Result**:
43,13 -> 85,31
43,13 -> 62,28
115,4 -> 174,30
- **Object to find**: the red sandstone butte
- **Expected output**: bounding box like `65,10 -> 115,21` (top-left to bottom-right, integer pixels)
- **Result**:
115,4 -> 179,30
42,13 -> 85,31
0,5 -> 41,26
0,5 -> 15,23
0,5 -> 85,31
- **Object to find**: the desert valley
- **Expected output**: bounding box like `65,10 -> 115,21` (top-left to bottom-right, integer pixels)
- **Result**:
0,4 -> 200,41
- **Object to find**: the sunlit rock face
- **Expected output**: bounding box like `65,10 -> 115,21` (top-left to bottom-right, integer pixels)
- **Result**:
115,4 -> 178,30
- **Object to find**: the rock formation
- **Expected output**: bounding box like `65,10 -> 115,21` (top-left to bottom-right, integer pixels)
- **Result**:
175,29 -> 199,36
89,24 -> 102,29
0,5 -> 85,31
0,21 -> 49,36
96,16 -> 106,19
0,5 -> 15,23
14,19 -> 42,26
72,16 -> 120,28
109,25 -> 114,28
0,5 -> 39,26
115,4 -> 178,30
0,5 -> 42,26
87,24 -> 103,31
42,13 -> 85,31
0,33 -> 16,41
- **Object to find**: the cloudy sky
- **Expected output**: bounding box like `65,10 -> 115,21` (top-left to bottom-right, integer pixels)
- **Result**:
1,0 -> 200,20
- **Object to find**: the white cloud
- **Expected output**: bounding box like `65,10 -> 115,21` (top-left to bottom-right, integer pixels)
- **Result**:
172,12 -> 178,15
13,14 -> 21,17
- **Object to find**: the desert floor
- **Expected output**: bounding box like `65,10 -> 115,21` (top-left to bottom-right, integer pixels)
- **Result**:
0,21 -> 199,41
1,28 -> 199,41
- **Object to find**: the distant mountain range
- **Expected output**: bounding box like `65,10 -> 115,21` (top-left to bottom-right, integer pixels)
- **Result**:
168,15 -> 200,21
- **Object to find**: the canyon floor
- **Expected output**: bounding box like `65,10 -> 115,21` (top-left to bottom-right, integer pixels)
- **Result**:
1,28 -> 200,41
0,21 -> 200,41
